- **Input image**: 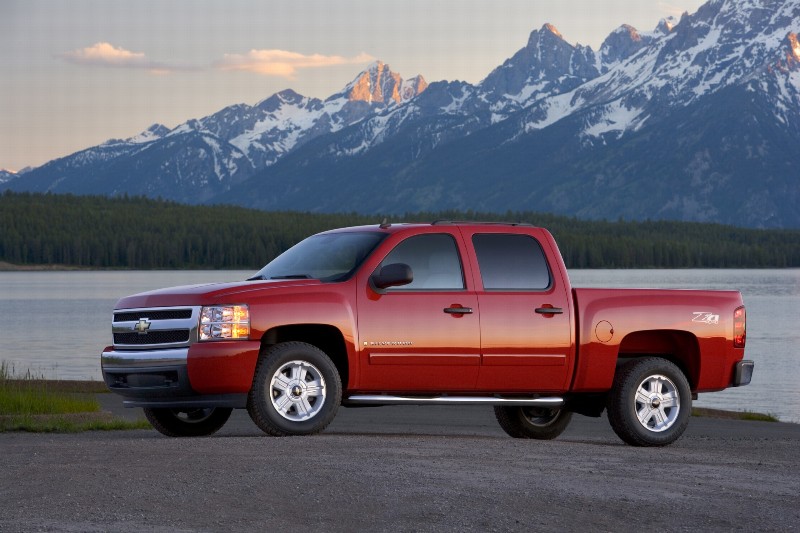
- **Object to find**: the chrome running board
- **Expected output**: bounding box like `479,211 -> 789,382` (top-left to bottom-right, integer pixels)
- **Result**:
345,395 -> 564,407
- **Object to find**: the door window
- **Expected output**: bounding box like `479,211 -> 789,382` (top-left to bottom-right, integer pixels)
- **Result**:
379,234 -> 464,290
473,234 -> 551,290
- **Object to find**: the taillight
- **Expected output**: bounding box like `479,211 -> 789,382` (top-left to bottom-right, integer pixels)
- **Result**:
733,306 -> 746,348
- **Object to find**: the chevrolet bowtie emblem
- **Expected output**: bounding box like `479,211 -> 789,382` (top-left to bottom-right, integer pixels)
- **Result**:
134,318 -> 151,334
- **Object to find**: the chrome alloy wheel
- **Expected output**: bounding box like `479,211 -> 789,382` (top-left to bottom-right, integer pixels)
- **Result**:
270,360 -> 327,422
634,374 -> 680,432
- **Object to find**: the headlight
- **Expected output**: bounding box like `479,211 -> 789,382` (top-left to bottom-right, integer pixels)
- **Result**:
199,305 -> 250,341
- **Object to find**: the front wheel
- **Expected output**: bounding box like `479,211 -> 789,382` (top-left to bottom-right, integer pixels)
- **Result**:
143,407 -> 232,437
247,342 -> 342,436
607,357 -> 692,447
494,406 -> 573,440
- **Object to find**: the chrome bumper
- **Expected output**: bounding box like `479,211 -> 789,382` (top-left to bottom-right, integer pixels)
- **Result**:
101,347 -> 247,409
102,347 -> 188,369
101,347 -> 192,398
733,360 -> 754,387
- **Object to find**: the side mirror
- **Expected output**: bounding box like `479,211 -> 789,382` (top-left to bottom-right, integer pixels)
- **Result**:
371,263 -> 413,290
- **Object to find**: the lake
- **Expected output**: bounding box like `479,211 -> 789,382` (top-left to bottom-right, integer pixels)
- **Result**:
1,269 -> 797,423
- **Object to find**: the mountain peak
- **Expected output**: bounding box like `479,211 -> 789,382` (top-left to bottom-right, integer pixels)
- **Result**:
542,23 -> 562,38
256,88 -> 307,111
111,123 -> 169,145
342,61 -> 426,104
365,60 -> 386,73
528,23 -> 566,47
655,16 -> 678,35
614,24 -> 642,39
599,24 -> 651,66
146,123 -> 170,136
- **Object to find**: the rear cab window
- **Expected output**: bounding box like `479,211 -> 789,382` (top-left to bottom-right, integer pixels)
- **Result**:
472,233 -> 551,291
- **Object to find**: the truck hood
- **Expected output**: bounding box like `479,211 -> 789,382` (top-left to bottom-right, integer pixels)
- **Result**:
114,279 -> 323,309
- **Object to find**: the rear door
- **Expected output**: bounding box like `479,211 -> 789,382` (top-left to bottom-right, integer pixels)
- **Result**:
463,228 -> 573,392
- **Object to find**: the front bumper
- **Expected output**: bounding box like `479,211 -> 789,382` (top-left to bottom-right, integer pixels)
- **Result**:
733,360 -> 755,387
101,347 -> 247,409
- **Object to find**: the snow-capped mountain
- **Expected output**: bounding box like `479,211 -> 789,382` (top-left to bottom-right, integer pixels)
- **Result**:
0,169 -> 17,185
6,62 -> 426,203
5,0 -> 799,227
190,61 -> 428,169
216,0 -> 799,227
517,0 -> 800,140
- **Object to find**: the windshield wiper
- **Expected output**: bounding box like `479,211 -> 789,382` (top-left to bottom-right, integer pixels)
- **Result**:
269,274 -> 314,280
246,275 -> 265,281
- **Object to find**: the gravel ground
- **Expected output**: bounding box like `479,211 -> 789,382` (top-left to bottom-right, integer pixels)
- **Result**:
0,400 -> 797,532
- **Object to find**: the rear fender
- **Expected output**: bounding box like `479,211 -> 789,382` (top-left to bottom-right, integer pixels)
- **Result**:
616,330 -> 700,389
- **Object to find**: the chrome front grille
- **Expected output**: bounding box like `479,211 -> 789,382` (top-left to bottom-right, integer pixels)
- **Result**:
112,306 -> 200,350
113,330 -> 191,345
114,309 -> 193,322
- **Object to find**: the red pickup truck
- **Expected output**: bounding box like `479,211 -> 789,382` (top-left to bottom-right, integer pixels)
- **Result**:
102,222 -> 753,446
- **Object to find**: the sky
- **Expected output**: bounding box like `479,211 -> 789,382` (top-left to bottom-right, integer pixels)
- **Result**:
1,0 -> 705,172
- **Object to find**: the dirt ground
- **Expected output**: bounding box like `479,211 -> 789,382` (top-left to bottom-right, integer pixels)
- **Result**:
0,403 -> 797,532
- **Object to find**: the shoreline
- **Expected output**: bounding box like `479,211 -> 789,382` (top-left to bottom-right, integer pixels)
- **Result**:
0,261 -> 91,271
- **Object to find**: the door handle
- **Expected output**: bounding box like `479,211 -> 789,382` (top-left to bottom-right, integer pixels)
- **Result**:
535,307 -> 563,315
444,306 -> 473,314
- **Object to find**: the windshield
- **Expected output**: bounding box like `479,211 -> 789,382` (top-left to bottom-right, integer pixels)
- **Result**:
249,231 -> 387,282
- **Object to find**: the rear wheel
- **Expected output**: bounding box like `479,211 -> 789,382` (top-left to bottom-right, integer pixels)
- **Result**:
607,357 -> 692,446
494,406 -> 573,440
143,407 -> 232,437
247,342 -> 342,436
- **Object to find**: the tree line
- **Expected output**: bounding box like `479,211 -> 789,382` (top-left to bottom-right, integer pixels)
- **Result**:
1,191 -> 799,270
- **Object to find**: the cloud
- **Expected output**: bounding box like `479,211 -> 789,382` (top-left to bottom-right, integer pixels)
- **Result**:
217,49 -> 375,78
59,42 -> 184,74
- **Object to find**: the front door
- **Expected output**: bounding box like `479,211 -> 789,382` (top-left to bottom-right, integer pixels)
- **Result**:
356,232 -> 480,392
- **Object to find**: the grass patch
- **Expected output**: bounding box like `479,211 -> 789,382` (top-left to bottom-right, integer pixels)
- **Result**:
692,407 -> 779,422
0,361 -> 150,432
0,384 -> 100,415
0,361 -> 100,416
0,413 -> 152,432
738,411 -> 780,423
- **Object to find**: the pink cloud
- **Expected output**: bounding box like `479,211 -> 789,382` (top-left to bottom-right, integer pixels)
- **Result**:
217,49 -> 374,78
61,42 -> 149,67
59,42 -> 190,74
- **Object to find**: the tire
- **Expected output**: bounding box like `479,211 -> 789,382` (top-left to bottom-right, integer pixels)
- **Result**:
494,406 -> 573,440
607,357 -> 692,447
247,342 -> 342,436
143,407 -> 232,437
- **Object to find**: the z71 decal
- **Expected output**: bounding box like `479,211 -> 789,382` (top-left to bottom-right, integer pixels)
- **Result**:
692,311 -> 720,325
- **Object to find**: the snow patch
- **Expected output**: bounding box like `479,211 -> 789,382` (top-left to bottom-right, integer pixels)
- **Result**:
126,125 -> 168,144
584,100 -> 647,137
168,123 -> 194,136
441,87 -> 470,114
525,91 -> 576,131
506,81 -> 549,105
